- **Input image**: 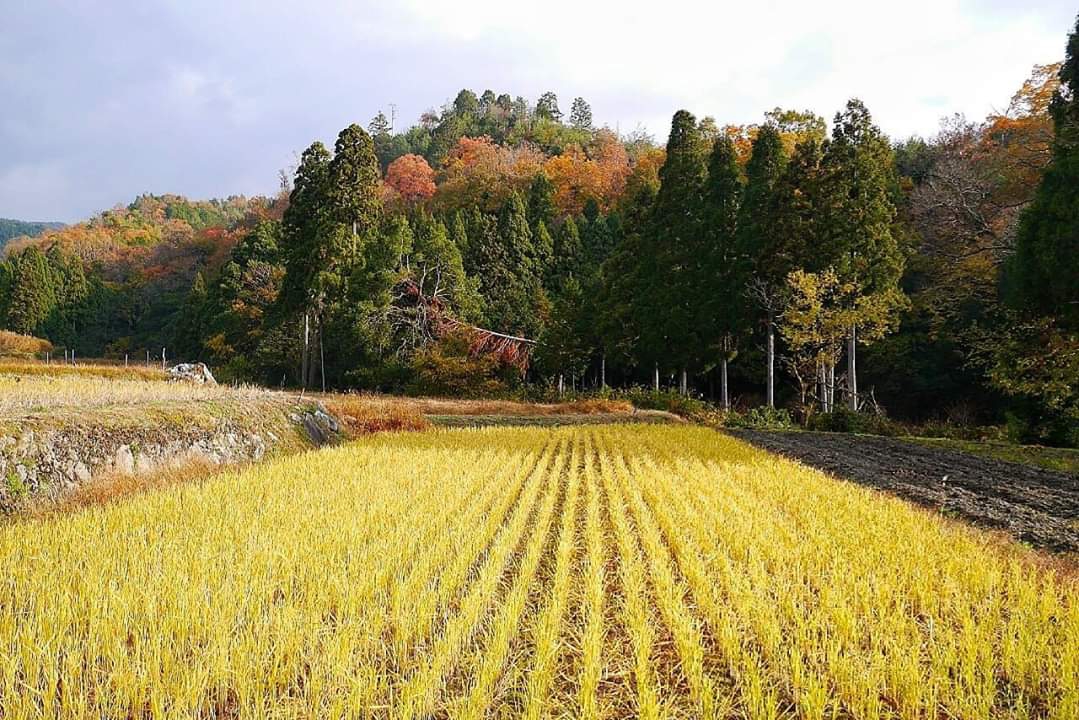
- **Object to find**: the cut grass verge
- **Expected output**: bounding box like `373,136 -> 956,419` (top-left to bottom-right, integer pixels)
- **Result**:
904,435 -> 1079,475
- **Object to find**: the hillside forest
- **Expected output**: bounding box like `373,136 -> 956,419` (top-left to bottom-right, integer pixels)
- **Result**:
2,18 -> 1077,446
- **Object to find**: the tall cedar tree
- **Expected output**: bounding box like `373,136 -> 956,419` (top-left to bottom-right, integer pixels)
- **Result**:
737,125 -> 788,406
471,193 -> 544,335
701,135 -> 744,407
5,247 -> 56,336
817,99 -> 904,409
548,216 -> 583,293
1007,15 -> 1079,328
526,173 -> 557,235
412,215 -> 483,322
570,97 -> 593,130
533,220 -> 554,282
645,110 -> 708,386
280,141 -> 332,314
328,123 -> 382,251
581,199 -> 616,270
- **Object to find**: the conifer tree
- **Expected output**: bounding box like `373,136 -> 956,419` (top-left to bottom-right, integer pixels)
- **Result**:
472,193 -> 544,335
645,110 -> 708,391
737,124 -> 789,406
535,92 -> 562,121
412,217 -> 483,322
700,135 -> 744,409
327,123 -> 382,251
368,111 -> 391,137
526,172 -> 556,234
281,141 -> 332,314
817,99 -> 905,410
570,97 -> 593,130
533,220 -> 554,280
1007,15 -> 1079,328
174,272 -> 208,360
449,211 -> 470,259
5,247 -> 56,336
580,199 -> 616,271
548,216 -> 583,292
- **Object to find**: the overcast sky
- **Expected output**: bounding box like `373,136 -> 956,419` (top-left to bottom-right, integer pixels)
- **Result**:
1,0 -> 1074,222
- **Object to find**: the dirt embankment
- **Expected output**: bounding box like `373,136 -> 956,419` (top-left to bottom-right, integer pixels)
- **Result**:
0,398 -> 340,512
729,430 -> 1079,554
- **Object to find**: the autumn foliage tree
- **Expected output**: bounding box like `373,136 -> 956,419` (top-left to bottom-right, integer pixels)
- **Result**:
384,154 -> 436,204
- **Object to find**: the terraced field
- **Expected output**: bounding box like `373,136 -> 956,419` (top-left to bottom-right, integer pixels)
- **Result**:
1,425 -> 1076,718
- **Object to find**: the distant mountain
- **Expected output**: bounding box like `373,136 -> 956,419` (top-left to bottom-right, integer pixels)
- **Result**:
0,218 -> 65,249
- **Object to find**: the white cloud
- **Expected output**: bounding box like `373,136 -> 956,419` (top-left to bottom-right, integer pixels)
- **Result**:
381,0 -> 1071,138
0,0 -> 1073,220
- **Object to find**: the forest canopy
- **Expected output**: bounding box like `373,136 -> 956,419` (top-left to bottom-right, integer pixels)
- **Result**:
2,16 -> 1077,447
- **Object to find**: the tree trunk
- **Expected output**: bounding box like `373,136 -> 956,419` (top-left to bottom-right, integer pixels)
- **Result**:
319,329 -> 326,393
848,324 -> 858,411
301,311 -> 310,391
818,361 -> 827,413
766,316 -> 775,409
600,353 -> 606,389
829,363 -> 836,412
653,363 -> 660,392
680,368 -> 687,396
721,358 -> 729,411
558,373 -> 564,397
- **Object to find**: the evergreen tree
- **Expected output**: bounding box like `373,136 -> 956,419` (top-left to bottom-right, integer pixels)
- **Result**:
700,135 -> 744,408
538,275 -> 589,393
174,272 -> 208,360
5,247 -> 56,336
0,259 -> 13,328
327,123 -> 382,250
472,193 -> 544,335
280,140 -> 335,388
548,216 -> 583,292
368,111 -> 391,137
570,97 -> 593,130
412,217 -> 483,322
281,140 -> 332,313
817,99 -> 905,410
43,245 -> 89,346
535,92 -> 562,122
526,172 -> 556,235
533,220 -> 554,279
581,207 -> 616,273
1007,16 -> 1079,328
646,110 -> 708,391
737,124 -> 789,406
766,139 -> 822,279
449,210 -> 470,259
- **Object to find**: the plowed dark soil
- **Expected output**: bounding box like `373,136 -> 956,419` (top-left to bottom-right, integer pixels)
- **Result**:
728,430 -> 1079,554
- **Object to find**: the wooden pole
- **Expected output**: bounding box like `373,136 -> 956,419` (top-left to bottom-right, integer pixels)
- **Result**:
721,357 -> 729,411
848,324 -> 858,411
766,316 -> 775,409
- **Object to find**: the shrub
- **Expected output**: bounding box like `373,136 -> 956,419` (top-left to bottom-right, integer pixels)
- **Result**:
615,387 -> 711,420
807,406 -> 899,435
408,332 -> 512,398
725,406 -> 795,431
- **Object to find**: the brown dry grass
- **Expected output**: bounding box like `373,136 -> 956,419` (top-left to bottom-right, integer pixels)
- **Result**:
0,331 -> 53,358
349,395 -> 637,417
15,458 -> 232,520
0,359 -> 167,382
320,395 -> 432,436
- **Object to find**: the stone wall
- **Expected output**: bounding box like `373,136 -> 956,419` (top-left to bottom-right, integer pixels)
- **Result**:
0,400 -> 340,512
